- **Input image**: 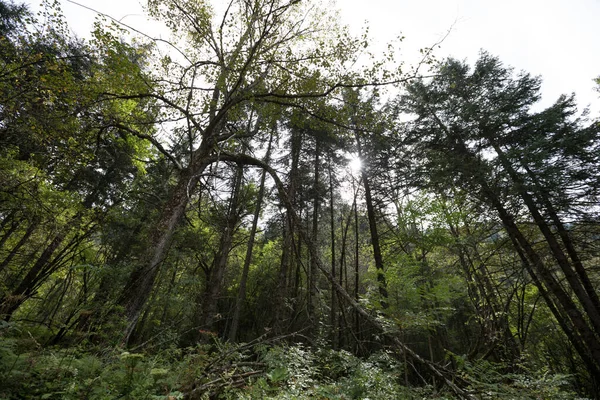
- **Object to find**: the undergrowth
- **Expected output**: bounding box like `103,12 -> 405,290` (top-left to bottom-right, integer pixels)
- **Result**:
0,321 -> 580,399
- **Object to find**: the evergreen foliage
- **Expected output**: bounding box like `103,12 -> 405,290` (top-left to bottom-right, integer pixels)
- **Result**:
0,0 -> 599,398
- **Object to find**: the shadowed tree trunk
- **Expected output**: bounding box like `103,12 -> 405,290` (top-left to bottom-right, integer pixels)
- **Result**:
0,172 -> 109,321
229,134 -> 273,341
450,133 -> 600,379
274,127 -> 303,330
118,153 -> 210,343
216,151 -> 478,400
491,142 -> 600,336
0,218 -> 37,274
0,216 -> 92,320
200,161 -> 244,334
0,214 -> 20,251
355,132 -> 388,309
328,153 -> 338,348
308,136 -> 321,319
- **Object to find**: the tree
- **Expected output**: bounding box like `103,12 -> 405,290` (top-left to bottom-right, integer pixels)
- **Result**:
108,0 -> 380,341
4,1 -> 597,398
0,0 -> 153,321
228,133 -> 273,341
400,51 -> 600,384
342,89 -> 393,310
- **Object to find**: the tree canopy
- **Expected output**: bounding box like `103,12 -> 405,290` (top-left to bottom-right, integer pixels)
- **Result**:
1,1 -> 599,399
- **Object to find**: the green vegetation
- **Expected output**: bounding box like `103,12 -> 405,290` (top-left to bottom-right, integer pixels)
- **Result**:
0,323 -> 579,399
1,0 -> 599,398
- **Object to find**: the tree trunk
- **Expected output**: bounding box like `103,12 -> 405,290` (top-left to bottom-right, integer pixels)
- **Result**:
431,111 -> 600,376
200,162 -> 244,334
355,133 -> 388,308
118,161 -> 205,343
229,135 -> 272,342
353,185 -> 361,344
0,219 -> 37,274
274,128 -> 302,329
0,213 -> 85,320
0,215 -> 20,251
446,216 -> 519,361
328,154 -> 338,348
492,143 -> 600,336
215,151 -> 479,400
519,158 -> 600,326
308,137 -> 320,319
474,151 -> 600,377
337,200 -> 352,345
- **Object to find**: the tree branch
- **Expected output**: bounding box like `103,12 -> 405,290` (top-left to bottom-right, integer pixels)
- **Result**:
110,122 -> 182,170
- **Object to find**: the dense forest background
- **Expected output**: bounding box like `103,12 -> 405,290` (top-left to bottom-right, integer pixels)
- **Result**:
1,0 -> 599,398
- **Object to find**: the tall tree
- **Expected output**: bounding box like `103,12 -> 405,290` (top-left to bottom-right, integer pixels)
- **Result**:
0,2 -> 153,321
400,52 -> 600,380
344,90 -> 390,309
228,133 -> 273,341
110,0 -> 372,340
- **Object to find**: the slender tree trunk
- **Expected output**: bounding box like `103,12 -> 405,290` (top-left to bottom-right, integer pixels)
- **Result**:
353,186 -> 361,344
229,135 -> 272,342
308,137 -> 320,319
162,259 -> 180,321
214,152 -> 479,400
338,187 -> 357,347
445,210 -> 520,361
519,159 -> 600,323
75,217 -> 148,336
478,160 -> 600,376
274,128 -> 302,329
492,143 -> 600,336
328,154 -> 337,348
507,217 -> 600,379
429,112 -> 600,375
355,133 -> 388,308
227,167 -> 265,341
0,216 -> 20,251
201,162 -> 244,334
0,219 -> 37,274
0,213 -> 85,320
0,211 -> 17,235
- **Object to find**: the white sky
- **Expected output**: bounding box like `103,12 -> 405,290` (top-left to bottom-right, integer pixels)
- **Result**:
23,0 -> 600,115
338,0 -> 600,115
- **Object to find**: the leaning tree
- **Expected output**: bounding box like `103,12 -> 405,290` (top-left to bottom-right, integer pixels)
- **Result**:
399,52 -> 600,384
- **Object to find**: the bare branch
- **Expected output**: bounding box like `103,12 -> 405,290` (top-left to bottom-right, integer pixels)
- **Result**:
65,0 -> 193,65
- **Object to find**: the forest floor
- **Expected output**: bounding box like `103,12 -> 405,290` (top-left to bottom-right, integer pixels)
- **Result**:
0,323 -> 580,400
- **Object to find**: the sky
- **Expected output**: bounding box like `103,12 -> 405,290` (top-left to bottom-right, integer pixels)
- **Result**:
337,0 -> 600,115
22,0 -> 600,116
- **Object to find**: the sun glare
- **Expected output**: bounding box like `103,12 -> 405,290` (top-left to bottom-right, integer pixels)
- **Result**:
349,156 -> 362,172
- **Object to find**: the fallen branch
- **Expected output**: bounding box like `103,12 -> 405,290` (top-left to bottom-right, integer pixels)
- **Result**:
186,370 -> 264,399
182,328 -> 309,399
